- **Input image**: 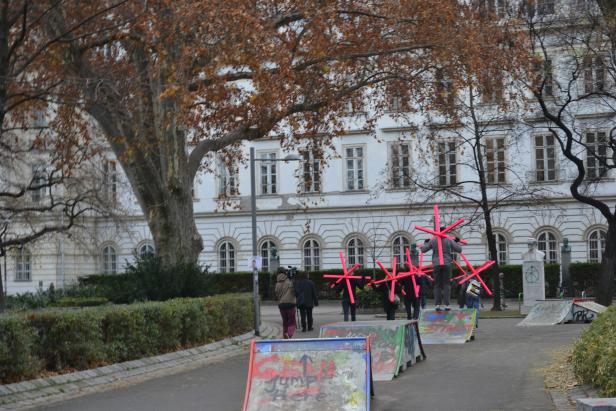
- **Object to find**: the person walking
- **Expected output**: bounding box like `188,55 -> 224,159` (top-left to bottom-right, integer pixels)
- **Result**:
294,273 -> 319,332
275,267 -> 297,338
336,278 -> 364,321
420,230 -> 462,311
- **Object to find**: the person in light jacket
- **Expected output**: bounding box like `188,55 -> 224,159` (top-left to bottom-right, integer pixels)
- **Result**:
275,267 -> 297,338
420,230 -> 463,311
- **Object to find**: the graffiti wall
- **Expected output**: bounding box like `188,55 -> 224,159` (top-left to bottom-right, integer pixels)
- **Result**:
242,338 -> 371,411
418,309 -> 476,344
319,321 -> 417,381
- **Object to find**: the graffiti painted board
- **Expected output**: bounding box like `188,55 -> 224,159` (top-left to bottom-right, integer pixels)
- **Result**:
319,321 -> 423,381
517,300 -> 573,326
570,301 -> 607,323
418,309 -> 476,344
242,338 -> 372,411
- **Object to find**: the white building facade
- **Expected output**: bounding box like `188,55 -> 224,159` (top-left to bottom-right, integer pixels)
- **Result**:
3,0 -> 614,294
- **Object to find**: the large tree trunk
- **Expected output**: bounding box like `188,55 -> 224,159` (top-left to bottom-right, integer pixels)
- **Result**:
596,222 -> 616,306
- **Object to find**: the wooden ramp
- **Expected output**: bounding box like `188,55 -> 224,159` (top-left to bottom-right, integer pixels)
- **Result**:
418,309 -> 476,344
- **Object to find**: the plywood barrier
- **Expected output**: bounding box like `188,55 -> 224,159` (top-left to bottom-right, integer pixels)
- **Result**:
319,320 -> 425,381
242,338 -> 373,411
418,309 -> 476,344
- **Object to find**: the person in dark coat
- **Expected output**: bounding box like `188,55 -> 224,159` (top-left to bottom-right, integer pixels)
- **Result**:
336,278 -> 364,321
294,273 -> 319,332
401,276 -> 421,320
371,281 -> 398,320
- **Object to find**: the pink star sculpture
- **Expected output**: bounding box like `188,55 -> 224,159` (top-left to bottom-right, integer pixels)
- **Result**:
323,251 -> 371,305
452,252 -> 495,296
415,204 -> 468,266
372,256 -> 405,303
400,247 -> 434,298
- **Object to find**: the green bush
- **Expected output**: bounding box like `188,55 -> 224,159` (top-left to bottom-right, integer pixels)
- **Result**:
55,297 -> 109,307
0,317 -> 41,382
30,310 -> 106,371
572,306 -> 616,396
0,293 -> 253,383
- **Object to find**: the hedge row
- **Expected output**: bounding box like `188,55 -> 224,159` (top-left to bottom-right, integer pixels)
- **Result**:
572,306 -> 616,396
0,293 -> 253,384
79,262 -> 605,303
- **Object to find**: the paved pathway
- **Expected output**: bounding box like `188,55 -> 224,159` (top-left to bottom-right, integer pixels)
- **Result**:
28,303 -> 587,411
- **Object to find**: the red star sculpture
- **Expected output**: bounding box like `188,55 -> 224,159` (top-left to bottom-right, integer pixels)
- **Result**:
322,251 -> 371,305
452,252 -> 495,296
415,204 -> 468,266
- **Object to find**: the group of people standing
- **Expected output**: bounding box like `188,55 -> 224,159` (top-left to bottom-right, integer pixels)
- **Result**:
276,232 -> 481,338
275,268 -> 319,339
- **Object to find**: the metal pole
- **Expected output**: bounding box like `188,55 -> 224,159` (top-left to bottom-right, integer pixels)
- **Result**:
250,147 -> 261,336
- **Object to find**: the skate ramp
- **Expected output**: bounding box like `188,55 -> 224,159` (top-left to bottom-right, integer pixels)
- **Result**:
418,309 -> 476,344
517,300 -> 573,326
571,300 -> 608,322
319,320 -> 424,381
242,338 -> 372,411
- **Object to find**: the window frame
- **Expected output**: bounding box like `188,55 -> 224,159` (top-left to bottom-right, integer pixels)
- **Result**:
302,239 -> 321,272
391,234 -> 411,268
587,227 -> 607,263
216,155 -> 239,197
437,141 -> 457,186
485,137 -> 507,184
218,240 -> 236,273
389,142 -> 412,189
300,149 -> 322,193
102,244 -> 118,274
258,151 -> 278,195
533,134 -> 558,182
585,130 -> 609,180
346,236 -> 365,266
343,145 -> 366,191
537,229 -> 559,263
14,247 -> 32,282
259,239 -> 277,273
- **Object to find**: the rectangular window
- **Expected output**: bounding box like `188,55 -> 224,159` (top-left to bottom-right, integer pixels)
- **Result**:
486,138 -> 506,184
534,134 -> 557,182
103,160 -> 117,203
537,0 -> 555,15
30,164 -> 46,202
586,131 -> 609,180
345,146 -> 365,191
480,75 -> 503,104
389,94 -> 407,112
301,150 -> 321,193
390,143 -> 412,189
259,152 -> 277,195
217,156 -> 238,197
584,56 -> 605,94
533,58 -> 554,96
438,142 -> 457,186
435,69 -> 455,107
482,0 -> 507,17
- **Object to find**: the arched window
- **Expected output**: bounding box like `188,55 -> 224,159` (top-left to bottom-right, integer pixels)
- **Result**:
537,230 -> 558,263
346,237 -> 364,266
260,240 -> 277,272
491,232 -> 508,264
588,228 -> 607,263
138,243 -> 155,258
219,241 -> 235,273
102,245 -> 117,274
303,239 -> 320,271
15,247 -> 32,281
392,235 -> 410,267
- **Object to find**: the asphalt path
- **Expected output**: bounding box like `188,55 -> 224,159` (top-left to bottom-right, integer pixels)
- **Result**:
37,303 -> 587,411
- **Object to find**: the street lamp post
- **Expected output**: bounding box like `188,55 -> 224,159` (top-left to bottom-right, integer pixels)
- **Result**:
249,147 -> 301,337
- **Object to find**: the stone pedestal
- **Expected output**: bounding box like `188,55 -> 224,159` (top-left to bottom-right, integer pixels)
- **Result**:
521,239 -> 545,314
